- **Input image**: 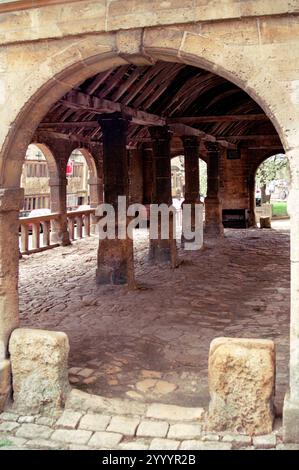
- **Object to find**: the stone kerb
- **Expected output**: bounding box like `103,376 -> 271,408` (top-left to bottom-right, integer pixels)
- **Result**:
9,328 -> 70,415
208,337 -> 275,435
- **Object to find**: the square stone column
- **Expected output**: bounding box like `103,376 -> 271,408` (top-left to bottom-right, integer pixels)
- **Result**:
0,188 -> 24,410
49,177 -> 71,246
208,337 -> 275,435
204,142 -> 224,238
181,136 -> 203,250
149,126 -> 177,266
142,144 -> 154,206
96,113 -> 135,286
283,152 -> 299,442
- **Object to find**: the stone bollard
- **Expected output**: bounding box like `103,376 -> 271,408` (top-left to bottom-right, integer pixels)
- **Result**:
208,337 -> 275,435
9,328 -> 70,415
260,216 -> 271,228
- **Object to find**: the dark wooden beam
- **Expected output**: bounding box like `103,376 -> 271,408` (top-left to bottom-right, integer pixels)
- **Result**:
40,89 -> 241,150
168,114 -> 268,124
39,121 -> 98,129
248,146 -> 284,150
60,90 -> 166,126
34,130 -> 96,145
219,134 -> 279,141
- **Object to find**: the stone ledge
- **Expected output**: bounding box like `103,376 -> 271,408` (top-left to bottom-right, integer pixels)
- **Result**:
65,389 -> 147,416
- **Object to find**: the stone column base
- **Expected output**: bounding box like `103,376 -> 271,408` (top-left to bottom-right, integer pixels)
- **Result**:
283,392 -> 299,443
149,238 -> 178,267
50,217 -> 71,246
96,238 -> 135,286
204,197 -> 224,238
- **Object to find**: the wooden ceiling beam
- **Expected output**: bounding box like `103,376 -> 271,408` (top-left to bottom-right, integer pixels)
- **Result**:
59,90 -> 166,126
39,121 -> 99,129
34,130 -> 96,145
41,96 -> 237,149
168,114 -> 268,124
219,134 -> 279,141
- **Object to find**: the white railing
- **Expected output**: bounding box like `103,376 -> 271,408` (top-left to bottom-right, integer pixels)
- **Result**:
67,209 -> 94,241
19,209 -> 96,255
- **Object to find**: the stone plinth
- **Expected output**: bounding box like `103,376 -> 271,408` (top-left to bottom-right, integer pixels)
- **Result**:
9,328 -> 70,414
208,337 -> 275,435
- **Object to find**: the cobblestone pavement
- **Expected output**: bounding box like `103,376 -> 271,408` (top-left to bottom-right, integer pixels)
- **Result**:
1,389 -> 298,450
18,220 -> 290,415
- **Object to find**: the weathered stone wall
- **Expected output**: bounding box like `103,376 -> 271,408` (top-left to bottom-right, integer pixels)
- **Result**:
1,5 -> 299,190
220,148 -> 250,211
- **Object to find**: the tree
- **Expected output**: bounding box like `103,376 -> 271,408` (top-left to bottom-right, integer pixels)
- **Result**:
199,159 -> 207,197
255,154 -> 289,203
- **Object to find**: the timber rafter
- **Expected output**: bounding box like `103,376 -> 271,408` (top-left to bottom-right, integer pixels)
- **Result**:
38,61 -> 280,151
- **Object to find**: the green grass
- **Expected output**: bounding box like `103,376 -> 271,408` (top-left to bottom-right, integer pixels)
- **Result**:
0,438 -> 13,448
272,201 -> 288,217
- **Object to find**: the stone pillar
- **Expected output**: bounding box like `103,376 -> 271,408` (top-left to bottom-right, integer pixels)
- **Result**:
89,176 -> 103,208
49,177 -> 71,246
96,113 -> 135,286
89,176 -> 103,235
283,148 -> 299,442
204,142 -> 224,237
182,137 -> 203,248
248,173 -> 257,227
0,187 -> 24,410
142,144 -> 153,206
129,147 -> 143,205
149,127 -> 177,266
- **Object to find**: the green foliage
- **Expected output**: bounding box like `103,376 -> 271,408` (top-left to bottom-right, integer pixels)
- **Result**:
256,154 -> 289,187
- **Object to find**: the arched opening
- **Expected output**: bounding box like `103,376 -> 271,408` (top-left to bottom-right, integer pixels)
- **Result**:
21,144 -> 53,215
254,153 -> 290,227
19,143 -> 59,254
66,149 -> 90,211
0,51 -> 291,426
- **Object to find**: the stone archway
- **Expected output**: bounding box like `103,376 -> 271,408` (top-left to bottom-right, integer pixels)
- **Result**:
0,29 -> 299,440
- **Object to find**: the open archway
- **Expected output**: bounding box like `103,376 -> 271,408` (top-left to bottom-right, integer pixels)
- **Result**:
0,40 -> 296,436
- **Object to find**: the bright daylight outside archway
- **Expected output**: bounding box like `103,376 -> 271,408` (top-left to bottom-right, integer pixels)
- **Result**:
255,154 -> 290,227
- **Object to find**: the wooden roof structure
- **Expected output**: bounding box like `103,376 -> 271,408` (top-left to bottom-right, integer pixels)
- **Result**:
37,61 -> 282,153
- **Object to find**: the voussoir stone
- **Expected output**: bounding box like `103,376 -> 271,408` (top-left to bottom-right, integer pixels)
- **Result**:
208,337 -> 275,435
9,328 -> 70,414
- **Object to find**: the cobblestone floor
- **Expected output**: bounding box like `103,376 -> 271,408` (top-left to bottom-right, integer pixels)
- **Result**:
18,220 -> 290,415
1,389 -> 298,450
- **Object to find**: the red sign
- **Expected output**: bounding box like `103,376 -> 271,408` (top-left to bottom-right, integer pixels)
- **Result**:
66,161 -> 73,176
